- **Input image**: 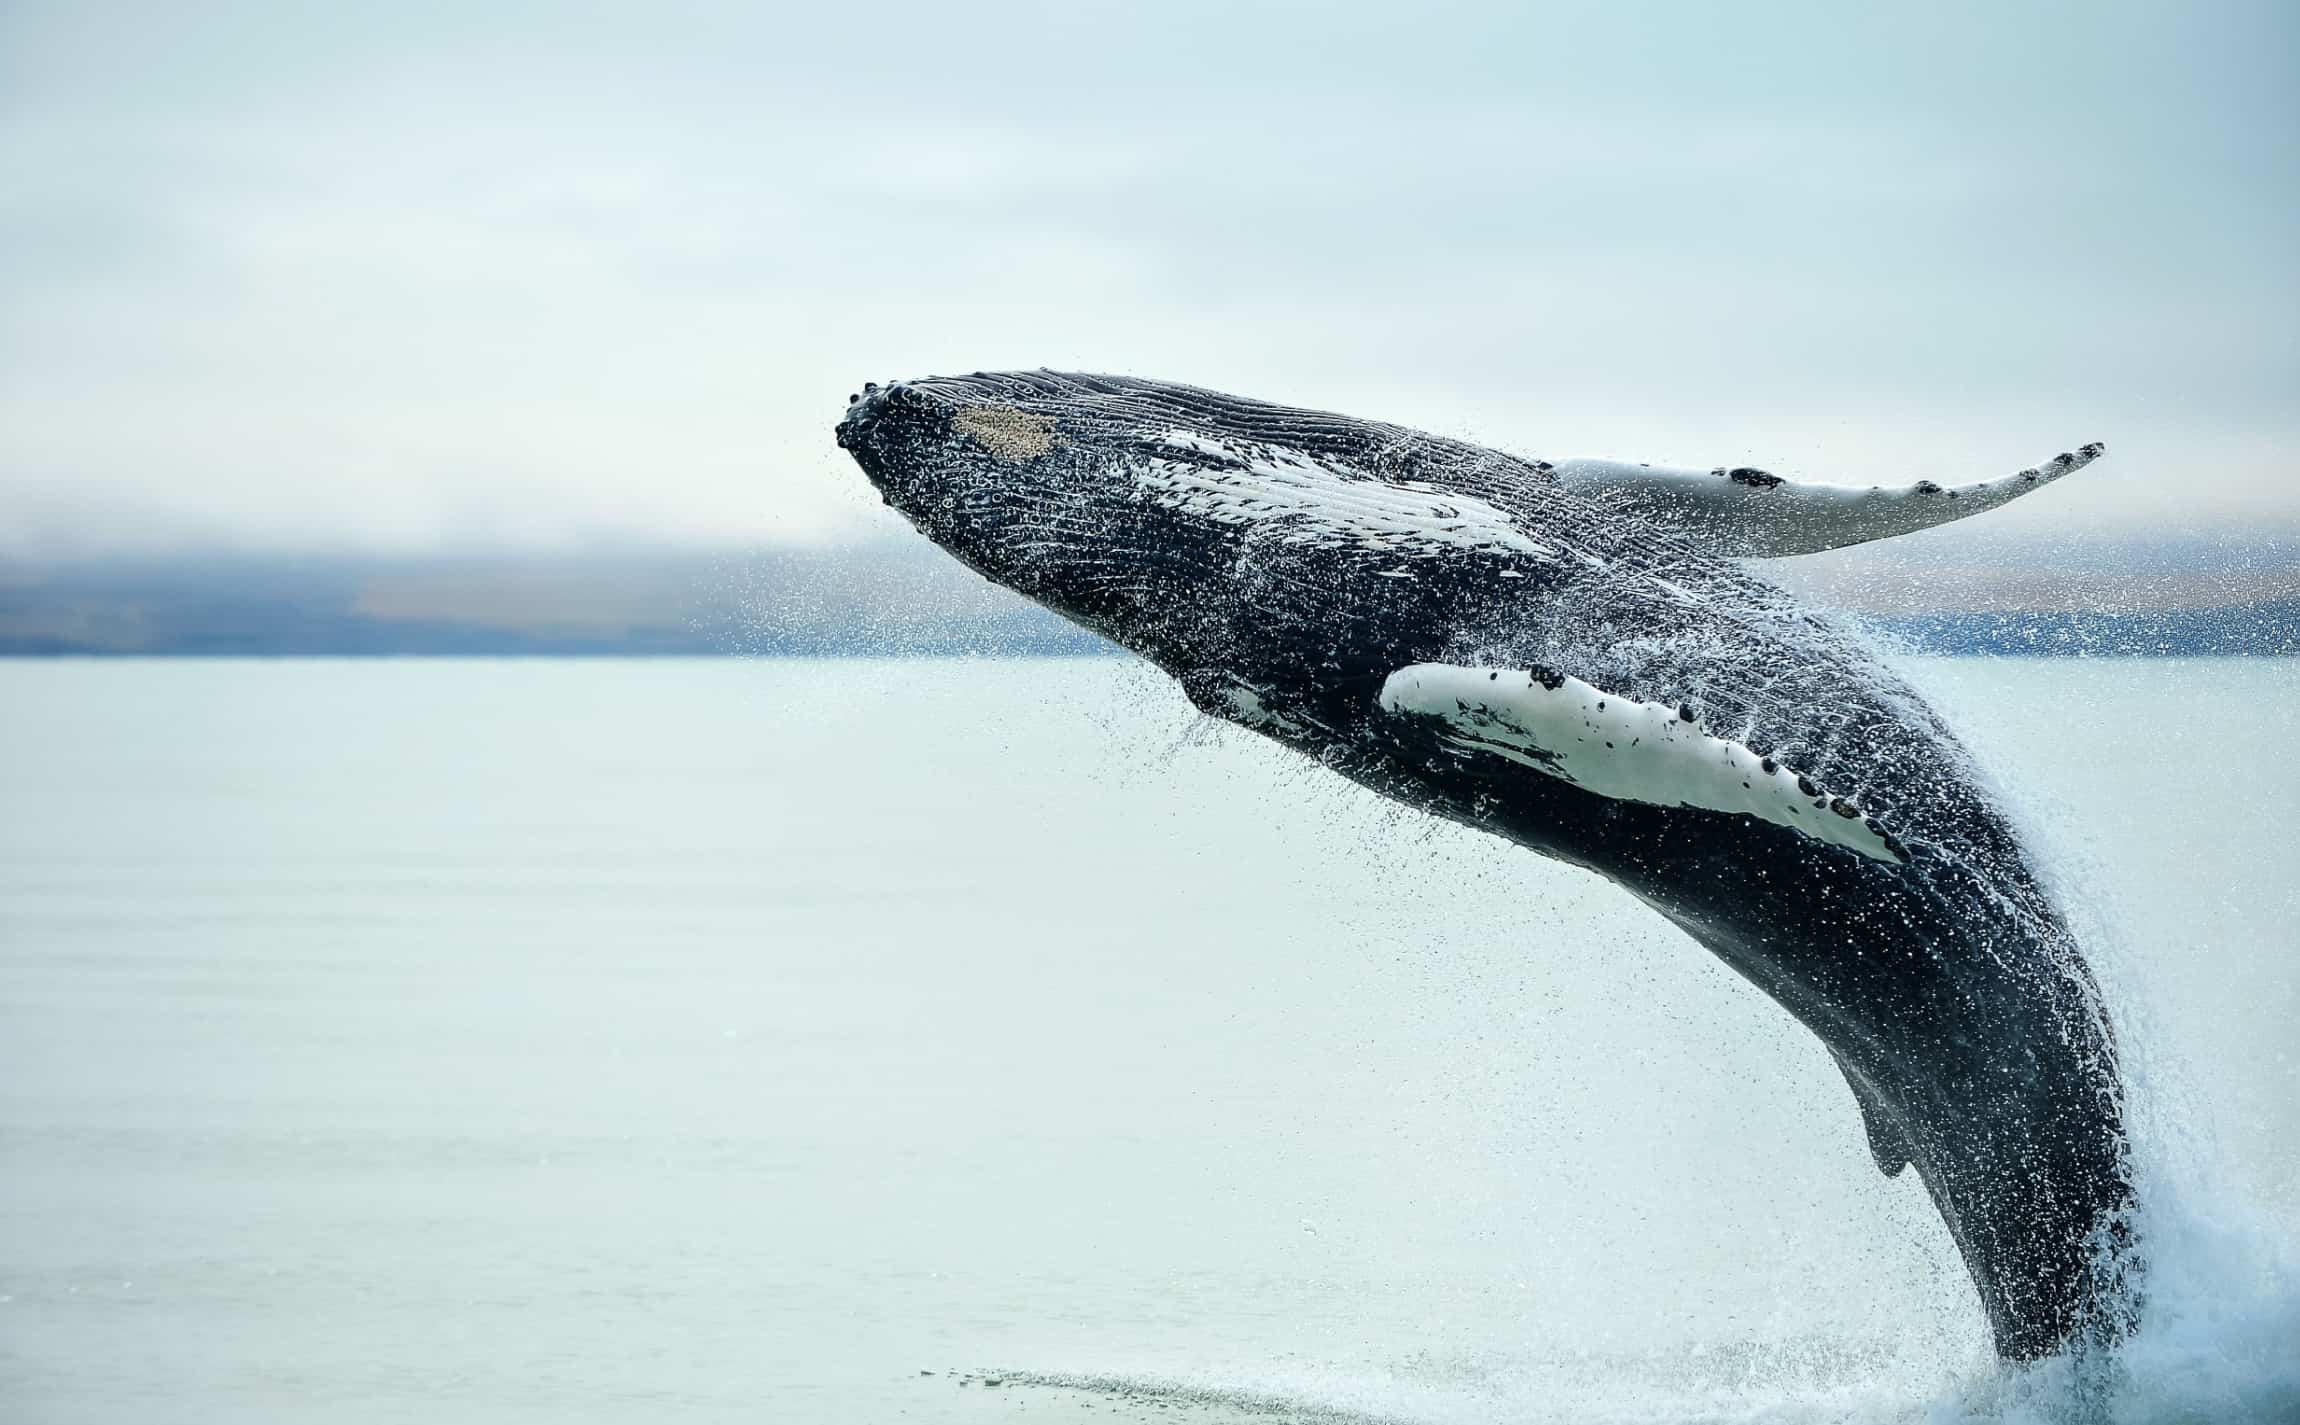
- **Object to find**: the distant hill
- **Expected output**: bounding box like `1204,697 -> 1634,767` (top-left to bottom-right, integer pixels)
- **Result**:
2,536 -> 2294,657
0,545 -> 1111,657
1872,599 -> 2299,657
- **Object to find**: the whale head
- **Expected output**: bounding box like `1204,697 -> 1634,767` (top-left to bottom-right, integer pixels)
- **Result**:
837,371 -> 1552,709
837,373 -> 1236,662
840,376 -> 1135,604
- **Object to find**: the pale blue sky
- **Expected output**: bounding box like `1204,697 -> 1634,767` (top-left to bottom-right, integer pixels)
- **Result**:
2,1 -> 2294,555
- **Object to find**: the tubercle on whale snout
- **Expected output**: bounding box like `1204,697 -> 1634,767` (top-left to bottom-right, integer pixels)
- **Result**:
834,380 -> 934,454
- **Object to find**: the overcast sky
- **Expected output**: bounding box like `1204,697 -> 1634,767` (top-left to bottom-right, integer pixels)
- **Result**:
2,1 -> 2294,557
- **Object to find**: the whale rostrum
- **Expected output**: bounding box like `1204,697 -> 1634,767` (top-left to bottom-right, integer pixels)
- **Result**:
836,370 -> 2136,1361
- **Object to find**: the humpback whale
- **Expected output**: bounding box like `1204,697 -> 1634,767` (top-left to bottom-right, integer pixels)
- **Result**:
835,371 -> 2134,1361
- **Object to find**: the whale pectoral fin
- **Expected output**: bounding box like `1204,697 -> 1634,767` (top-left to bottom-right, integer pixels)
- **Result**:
1829,1051 -> 1913,1178
1377,663 -> 1908,865
1548,443 -> 2104,557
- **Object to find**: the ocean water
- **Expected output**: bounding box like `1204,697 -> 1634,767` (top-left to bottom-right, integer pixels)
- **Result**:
1,656 -> 2294,1424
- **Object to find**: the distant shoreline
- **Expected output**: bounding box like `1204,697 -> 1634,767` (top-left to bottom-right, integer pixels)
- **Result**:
7,611 -> 2296,660
5,541 -> 2294,659
4,648 -> 2296,660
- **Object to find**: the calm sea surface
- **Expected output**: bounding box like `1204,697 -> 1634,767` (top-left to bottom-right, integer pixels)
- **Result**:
2,657 -> 2295,1424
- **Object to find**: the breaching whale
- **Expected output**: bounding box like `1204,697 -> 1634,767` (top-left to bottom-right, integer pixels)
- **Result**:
835,371 -> 2134,1361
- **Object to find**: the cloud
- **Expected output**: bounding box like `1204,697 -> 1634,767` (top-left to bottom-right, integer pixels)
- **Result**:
1,0 -> 2295,556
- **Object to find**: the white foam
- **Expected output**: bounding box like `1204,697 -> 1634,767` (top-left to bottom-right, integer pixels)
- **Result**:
1142,430 -> 1560,564
1221,684 -> 1309,736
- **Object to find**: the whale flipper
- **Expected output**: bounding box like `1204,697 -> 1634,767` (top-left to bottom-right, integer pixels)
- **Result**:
1377,663 -> 1908,865
1830,1050 -> 1913,1177
1549,443 -> 2104,556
